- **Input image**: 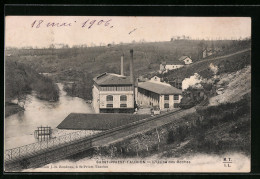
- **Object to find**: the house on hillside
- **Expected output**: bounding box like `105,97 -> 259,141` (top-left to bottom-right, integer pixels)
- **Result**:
92,73 -> 135,113
137,80 -> 182,110
150,76 -> 161,83
202,47 -> 222,58
178,56 -> 193,65
159,61 -> 184,73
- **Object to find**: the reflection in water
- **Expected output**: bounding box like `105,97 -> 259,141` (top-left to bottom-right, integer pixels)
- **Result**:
5,83 -> 94,149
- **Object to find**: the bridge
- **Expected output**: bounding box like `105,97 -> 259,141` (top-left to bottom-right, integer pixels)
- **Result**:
4,107 -> 196,171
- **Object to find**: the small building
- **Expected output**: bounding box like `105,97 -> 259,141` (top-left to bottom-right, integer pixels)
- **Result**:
150,76 -> 161,83
137,81 -> 182,110
202,47 -> 222,58
160,61 -> 184,73
92,72 -> 135,113
178,56 -> 192,65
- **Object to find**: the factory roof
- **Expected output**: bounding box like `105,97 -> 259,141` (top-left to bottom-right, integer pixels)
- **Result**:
93,73 -> 133,86
57,113 -> 150,130
138,81 -> 182,95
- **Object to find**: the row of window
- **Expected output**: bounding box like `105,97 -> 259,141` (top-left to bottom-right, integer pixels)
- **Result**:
164,95 -> 179,100
106,95 -> 127,101
106,104 -> 127,108
100,86 -> 132,91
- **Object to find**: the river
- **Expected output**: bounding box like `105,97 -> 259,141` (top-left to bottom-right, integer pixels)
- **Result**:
5,83 -> 94,150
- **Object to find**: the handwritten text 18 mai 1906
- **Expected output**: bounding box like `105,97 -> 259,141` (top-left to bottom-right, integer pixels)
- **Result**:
31,18 -> 113,29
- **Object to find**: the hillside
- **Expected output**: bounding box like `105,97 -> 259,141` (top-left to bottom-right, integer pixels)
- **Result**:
5,39 -> 251,100
70,94 -> 250,160
158,48 -> 251,81
5,60 -> 59,117
209,66 -> 251,105
5,40 -> 250,77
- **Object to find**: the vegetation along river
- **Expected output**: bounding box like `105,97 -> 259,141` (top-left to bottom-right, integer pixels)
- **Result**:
5,83 -> 94,150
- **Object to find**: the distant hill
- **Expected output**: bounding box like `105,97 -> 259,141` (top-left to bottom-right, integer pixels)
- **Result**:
5,39 -> 250,78
5,39 -> 251,101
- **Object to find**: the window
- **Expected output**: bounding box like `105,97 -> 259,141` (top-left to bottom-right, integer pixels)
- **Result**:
164,103 -> 169,108
164,95 -> 169,100
120,95 -> 127,101
106,95 -> 113,101
106,104 -> 113,108
120,104 -> 127,108
174,95 -> 179,100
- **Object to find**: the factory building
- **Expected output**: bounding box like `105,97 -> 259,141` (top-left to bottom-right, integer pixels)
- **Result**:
92,50 -> 136,113
137,80 -> 182,110
92,73 -> 135,113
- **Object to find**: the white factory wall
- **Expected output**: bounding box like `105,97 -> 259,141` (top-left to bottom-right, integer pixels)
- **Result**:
137,92 -> 160,108
99,91 -> 134,109
138,91 -> 182,110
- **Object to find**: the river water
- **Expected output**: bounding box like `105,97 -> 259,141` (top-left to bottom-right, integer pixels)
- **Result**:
5,83 -> 94,150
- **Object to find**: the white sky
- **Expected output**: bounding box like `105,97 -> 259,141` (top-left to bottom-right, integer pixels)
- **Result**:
5,16 -> 251,48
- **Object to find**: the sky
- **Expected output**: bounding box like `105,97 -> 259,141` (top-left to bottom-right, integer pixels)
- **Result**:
5,16 -> 251,48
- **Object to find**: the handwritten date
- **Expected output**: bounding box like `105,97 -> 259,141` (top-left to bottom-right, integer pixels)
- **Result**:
31,19 -> 113,29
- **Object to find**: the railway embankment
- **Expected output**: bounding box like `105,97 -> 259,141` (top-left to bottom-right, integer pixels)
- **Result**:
73,94 -> 250,160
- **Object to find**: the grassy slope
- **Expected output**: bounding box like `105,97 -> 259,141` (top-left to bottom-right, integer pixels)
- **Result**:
79,94 -> 250,159
158,49 -> 251,81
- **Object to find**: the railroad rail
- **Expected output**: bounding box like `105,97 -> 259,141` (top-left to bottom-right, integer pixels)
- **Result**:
5,108 -> 195,171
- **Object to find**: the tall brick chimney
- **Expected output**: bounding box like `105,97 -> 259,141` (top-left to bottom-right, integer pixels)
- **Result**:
130,49 -> 136,109
121,55 -> 124,76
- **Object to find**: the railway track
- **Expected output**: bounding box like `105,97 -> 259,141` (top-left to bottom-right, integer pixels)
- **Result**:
5,107 -> 195,171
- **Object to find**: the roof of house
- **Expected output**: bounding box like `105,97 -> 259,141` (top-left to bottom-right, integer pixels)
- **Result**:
57,113 -> 150,130
178,56 -> 191,61
138,81 -> 182,95
93,73 -> 133,86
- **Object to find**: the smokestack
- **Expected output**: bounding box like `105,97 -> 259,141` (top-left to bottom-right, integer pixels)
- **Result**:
130,49 -> 136,110
130,49 -> 134,83
121,55 -> 124,76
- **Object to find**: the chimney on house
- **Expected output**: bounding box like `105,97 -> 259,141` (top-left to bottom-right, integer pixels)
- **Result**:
121,55 -> 124,76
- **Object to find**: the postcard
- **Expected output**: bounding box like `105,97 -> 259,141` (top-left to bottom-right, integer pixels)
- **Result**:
4,16 -> 251,172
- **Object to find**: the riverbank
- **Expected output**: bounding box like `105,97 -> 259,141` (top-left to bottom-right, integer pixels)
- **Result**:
5,102 -> 24,118
5,83 -> 94,150
5,60 -> 60,107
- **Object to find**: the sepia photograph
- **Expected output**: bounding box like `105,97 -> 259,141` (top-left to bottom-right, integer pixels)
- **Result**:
4,16 -> 251,172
